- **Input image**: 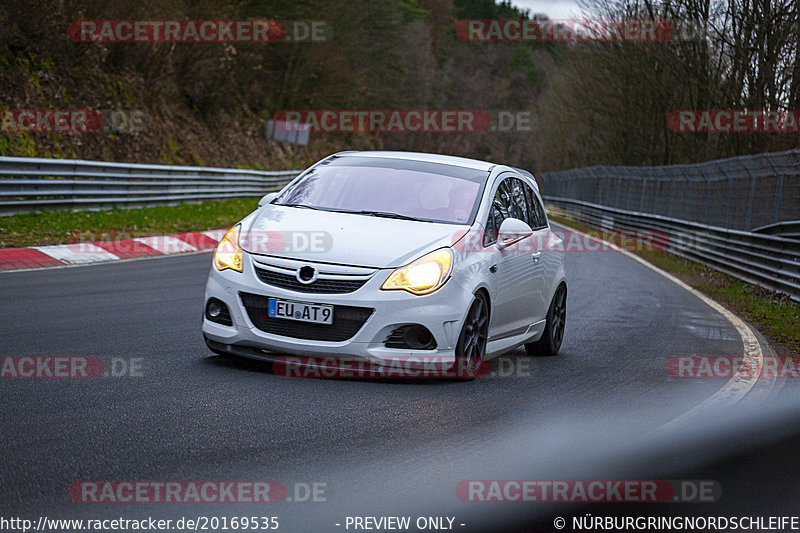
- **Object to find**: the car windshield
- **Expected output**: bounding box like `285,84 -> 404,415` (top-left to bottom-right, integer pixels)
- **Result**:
273,156 -> 487,225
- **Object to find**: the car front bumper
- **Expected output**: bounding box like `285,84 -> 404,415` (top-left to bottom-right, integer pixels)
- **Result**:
201,253 -> 475,367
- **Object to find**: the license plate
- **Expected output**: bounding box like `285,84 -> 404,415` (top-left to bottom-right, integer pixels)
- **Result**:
268,298 -> 333,325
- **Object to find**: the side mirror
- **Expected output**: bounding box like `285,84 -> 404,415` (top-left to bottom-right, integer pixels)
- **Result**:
496,217 -> 533,250
258,192 -> 279,207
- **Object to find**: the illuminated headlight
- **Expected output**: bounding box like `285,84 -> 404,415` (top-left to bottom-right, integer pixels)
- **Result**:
381,248 -> 453,295
214,226 -> 243,272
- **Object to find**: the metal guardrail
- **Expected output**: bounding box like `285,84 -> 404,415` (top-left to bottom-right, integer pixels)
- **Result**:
0,156 -> 302,215
753,220 -> 800,239
545,197 -> 800,303
541,148 -> 800,232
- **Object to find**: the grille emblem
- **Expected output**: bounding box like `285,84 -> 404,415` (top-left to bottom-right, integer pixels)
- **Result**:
296,265 -> 318,284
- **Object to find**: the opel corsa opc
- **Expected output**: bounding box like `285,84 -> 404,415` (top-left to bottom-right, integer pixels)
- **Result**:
202,151 -> 567,378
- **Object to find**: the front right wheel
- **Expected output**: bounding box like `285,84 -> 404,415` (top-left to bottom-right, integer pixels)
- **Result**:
525,283 -> 566,356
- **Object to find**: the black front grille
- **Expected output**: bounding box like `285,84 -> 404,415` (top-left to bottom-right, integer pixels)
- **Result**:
255,267 -> 369,294
239,292 -> 373,342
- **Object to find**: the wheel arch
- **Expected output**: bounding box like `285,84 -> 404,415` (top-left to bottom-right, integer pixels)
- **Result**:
473,286 -> 491,322
548,275 -> 567,307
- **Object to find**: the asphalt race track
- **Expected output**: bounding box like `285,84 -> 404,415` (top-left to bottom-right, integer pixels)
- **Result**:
2,226 -> 800,531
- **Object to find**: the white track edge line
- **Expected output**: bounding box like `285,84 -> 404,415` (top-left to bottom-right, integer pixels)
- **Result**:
550,221 -> 764,430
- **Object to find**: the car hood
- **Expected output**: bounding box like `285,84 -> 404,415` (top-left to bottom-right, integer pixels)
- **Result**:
241,205 -> 468,268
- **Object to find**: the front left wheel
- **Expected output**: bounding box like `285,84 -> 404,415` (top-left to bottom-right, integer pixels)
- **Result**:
453,293 -> 489,379
525,283 -> 566,356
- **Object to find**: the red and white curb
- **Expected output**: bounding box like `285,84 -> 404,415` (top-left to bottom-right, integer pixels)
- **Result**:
0,230 -> 226,271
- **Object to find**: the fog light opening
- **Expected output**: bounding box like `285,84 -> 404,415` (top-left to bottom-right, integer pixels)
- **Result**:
207,301 -> 222,318
404,326 -> 435,350
205,298 -> 233,326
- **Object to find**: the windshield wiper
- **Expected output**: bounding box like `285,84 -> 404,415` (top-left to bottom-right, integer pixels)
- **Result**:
280,205 -> 428,221
280,203 -> 323,210
344,210 -> 427,221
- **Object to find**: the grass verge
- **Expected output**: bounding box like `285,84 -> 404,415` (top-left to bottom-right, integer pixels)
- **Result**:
0,197 -> 259,248
548,212 -> 800,357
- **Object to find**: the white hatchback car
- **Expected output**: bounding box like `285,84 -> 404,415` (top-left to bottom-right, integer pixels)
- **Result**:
202,151 -> 566,378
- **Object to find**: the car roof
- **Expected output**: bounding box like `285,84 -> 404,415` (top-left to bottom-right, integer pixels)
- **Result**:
335,150 -> 495,172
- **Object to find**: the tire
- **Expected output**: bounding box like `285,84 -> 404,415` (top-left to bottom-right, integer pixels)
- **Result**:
452,293 -> 490,379
525,283 -> 566,356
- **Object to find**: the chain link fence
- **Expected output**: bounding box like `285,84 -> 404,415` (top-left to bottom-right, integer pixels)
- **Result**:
541,149 -> 800,232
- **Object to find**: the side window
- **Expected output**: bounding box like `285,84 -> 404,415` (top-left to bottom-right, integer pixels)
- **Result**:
524,183 -> 548,229
508,178 -> 532,227
483,180 -> 511,246
494,180 -> 512,220
483,205 -> 499,246
484,178 -> 538,246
